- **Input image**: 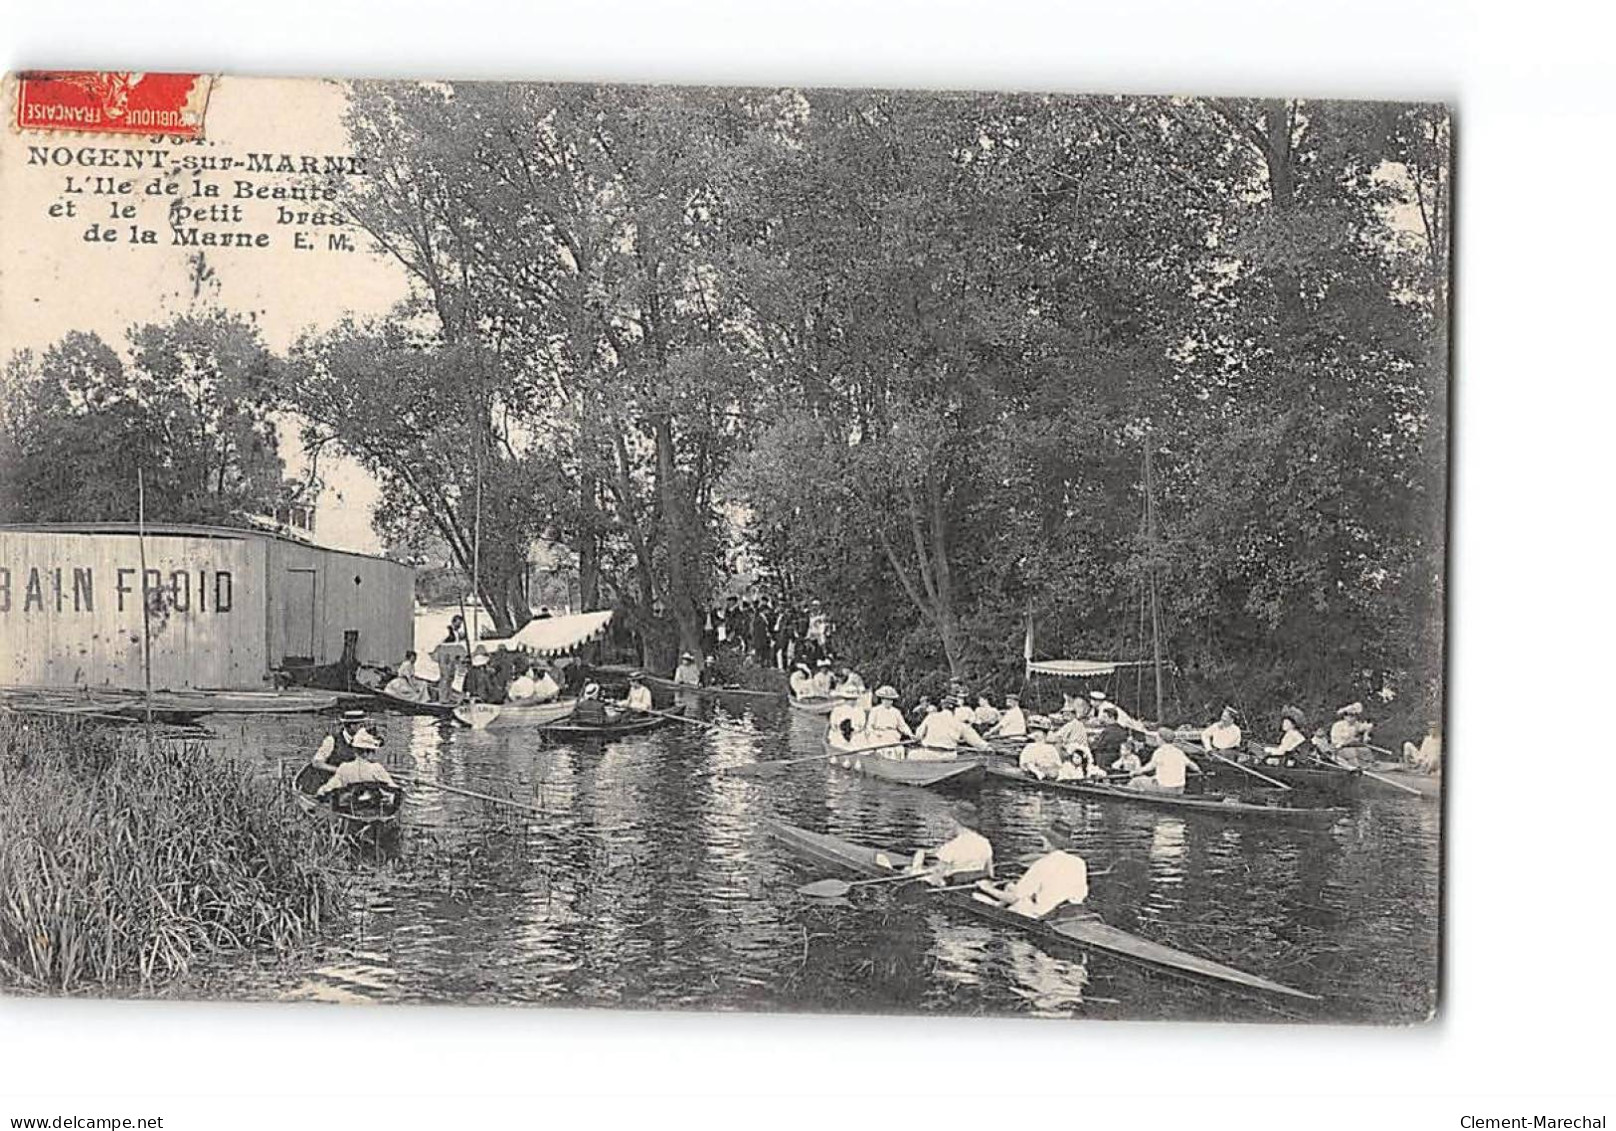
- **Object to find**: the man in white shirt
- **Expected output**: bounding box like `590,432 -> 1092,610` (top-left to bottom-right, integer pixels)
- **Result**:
673,651 -> 704,687
909,802 -> 994,884
974,820 -> 1088,920
971,695 -> 1001,729
914,698 -> 991,755
1404,722 -> 1442,774
864,686 -> 914,746
1200,705 -> 1243,751
315,753 -> 397,797
987,694 -> 1027,739
1050,709 -> 1094,761
1329,702 -> 1373,753
1128,727 -> 1200,793
1017,716 -> 1064,780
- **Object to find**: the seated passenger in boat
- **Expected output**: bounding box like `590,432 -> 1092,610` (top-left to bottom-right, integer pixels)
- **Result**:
623,673 -> 654,712
1089,690 -> 1143,731
826,696 -> 869,747
673,651 -> 704,687
1263,708 -> 1310,765
864,686 -> 914,747
506,662 -> 538,703
908,802 -> 994,886
1090,703 -> 1131,761
383,650 -> 431,703
463,647 -> 499,703
1111,740 -> 1144,778
951,696 -> 976,722
913,697 -> 991,757
1200,705 -> 1243,752
972,695 -> 1001,729
1051,709 -> 1095,762
313,710 -> 384,769
315,751 -> 397,797
529,665 -> 562,703
1128,727 -> 1200,793
910,697 -> 938,726
1018,716 -> 1064,780
1056,746 -> 1107,782
789,663 -> 816,700
1404,722 -> 1442,774
1329,702 -> 1374,766
987,694 -> 1027,739
974,820 -> 1088,920
570,683 -> 611,726
809,659 -> 835,697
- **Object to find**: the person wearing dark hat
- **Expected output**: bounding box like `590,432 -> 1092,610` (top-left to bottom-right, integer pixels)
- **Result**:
1128,725 -> 1200,793
622,672 -> 653,713
1263,707 -> 1310,764
1200,705 -> 1243,752
673,650 -> 703,688
908,801 -> 993,885
974,820 -> 1088,920
312,709 -> 384,771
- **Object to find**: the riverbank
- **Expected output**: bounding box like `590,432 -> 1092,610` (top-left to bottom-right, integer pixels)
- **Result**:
0,715 -> 348,995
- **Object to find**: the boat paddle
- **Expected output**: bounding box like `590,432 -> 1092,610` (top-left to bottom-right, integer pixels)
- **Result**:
389,773 -> 552,817
625,705 -> 728,732
798,853 -> 928,898
1302,746 -> 1424,797
1202,747 -> 1291,791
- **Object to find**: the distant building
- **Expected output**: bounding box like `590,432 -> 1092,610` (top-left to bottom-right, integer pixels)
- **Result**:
0,522 -> 414,690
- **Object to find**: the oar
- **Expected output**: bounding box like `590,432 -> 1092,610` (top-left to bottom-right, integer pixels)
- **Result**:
1302,746 -> 1424,797
390,774 -> 551,817
799,862 -> 928,899
626,705 -> 726,731
1203,747 -> 1291,791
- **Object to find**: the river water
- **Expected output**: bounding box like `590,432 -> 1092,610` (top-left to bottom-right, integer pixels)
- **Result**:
204,698 -> 1439,1023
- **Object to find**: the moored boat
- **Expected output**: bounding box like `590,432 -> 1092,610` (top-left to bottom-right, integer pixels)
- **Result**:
291,763 -> 405,834
642,673 -> 784,704
984,763 -> 1348,827
452,698 -> 576,730
766,820 -> 1319,1003
788,696 -> 838,716
820,736 -> 985,789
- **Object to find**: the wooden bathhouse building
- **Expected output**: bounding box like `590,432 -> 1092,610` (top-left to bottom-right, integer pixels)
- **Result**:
0,522 -> 414,691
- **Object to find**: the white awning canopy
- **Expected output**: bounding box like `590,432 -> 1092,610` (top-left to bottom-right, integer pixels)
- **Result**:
1025,658 -> 1154,680
504,609 -> 615,656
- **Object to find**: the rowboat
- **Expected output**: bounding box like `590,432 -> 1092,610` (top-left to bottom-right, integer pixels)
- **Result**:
1360,763 -> 1442,800
1204,758 -> 1367,799
642,673 -> 785,704
538,704 -> 686,739
359,682 -> 459,718
291,763 -> 404,834
452,698 -> 576,730
821,737 -> 985,789
766,821 -> 1319,1003
984,763 -> 1348,827
789,696 -> 838,716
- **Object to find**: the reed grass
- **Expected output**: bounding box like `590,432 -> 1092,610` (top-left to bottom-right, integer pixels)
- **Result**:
0,715 -> 346,994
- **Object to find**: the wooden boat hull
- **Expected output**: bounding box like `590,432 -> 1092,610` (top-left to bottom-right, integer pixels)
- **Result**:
984,763 -> 1348,826
766,821 -> 1318,1003
292,764 -> 404,833
789,696 -> 838,716
821,738 -> 985,789
1361,765 -> 1442,800
539,705 -> 686,739
360,686 -> 458,718
1205,760 -> 1367,799
453,698 -> 576,730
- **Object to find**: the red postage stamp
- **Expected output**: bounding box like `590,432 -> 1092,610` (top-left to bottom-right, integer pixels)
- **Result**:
14,71 -> 211,137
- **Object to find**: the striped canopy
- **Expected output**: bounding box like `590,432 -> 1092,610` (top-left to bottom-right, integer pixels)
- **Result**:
504,609 -> 615,656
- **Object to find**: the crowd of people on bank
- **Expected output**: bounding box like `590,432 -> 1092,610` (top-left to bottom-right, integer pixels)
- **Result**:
704,597 -> 832,671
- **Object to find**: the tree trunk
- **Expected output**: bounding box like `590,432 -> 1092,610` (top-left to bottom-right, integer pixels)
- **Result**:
653,416 -> 706,666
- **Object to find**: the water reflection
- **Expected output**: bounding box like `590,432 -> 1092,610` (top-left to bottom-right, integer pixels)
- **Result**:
202,700 -> 1437,1022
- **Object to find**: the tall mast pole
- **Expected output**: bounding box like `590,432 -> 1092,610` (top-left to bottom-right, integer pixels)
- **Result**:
136,469 -> 155,742
1144,442 -> 1165,722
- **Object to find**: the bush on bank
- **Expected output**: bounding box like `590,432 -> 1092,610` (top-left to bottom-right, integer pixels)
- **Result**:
0,715 -> 346,994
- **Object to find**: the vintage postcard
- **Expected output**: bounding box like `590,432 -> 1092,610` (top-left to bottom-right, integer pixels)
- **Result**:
0,72 -> 1449,1022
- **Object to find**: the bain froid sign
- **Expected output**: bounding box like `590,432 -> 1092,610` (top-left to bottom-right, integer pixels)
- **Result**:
0,565 -> 234,615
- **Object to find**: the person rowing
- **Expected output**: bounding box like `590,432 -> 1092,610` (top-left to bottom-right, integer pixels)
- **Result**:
315,745 -> 396,798
906,801 -> 994,886
569,682 -> 611,726
912,696 -> 991,759
1127,726 -> 1201,793
1200,705 -> 1243,752
313,709 -> 385,770
864,685 -> 914,747
973,818 -> 1089,920
1329,702 -> 1375,768
986,693 -> 1026,739
1017,715 -> 1064,780
827,693 -> 869,746
622,672 -> 654,713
